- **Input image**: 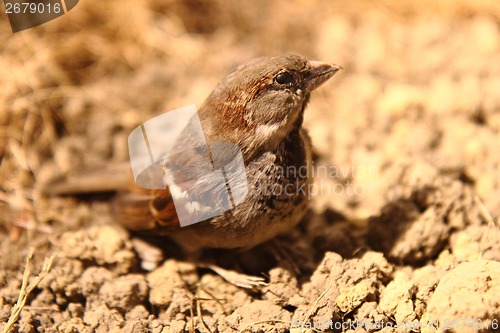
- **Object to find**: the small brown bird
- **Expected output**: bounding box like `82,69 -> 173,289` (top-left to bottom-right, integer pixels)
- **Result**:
113,55 -> 340,250
45,55 -> 340,286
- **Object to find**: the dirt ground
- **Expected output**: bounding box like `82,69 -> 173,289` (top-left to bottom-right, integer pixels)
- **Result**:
1,0 -> 500,332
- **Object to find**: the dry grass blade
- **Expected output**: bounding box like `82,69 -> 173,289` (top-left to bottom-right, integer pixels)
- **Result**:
1,247 -> 58,333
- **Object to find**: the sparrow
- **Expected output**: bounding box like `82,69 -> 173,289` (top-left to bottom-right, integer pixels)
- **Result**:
112,55 -> 340,252
44,55 -> 340,285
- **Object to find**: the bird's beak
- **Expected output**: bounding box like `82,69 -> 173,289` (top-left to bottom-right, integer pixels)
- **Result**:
305,61 -> 342,93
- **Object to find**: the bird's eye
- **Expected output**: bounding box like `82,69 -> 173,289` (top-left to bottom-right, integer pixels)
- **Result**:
274,71 -> 294,85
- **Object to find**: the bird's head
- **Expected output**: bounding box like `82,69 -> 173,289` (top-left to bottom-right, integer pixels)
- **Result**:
198,55 -> 341,155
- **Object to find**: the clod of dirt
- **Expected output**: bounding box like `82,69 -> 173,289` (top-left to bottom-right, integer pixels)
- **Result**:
146,259 -> 198,309
221,300 -> 291,332
38,258 -> 84,302
369,198 -> 450,264
56,318 -> 93,333
335,280 -> 373,313
263,267 -> 300,307
100,274 -> 148,312
0,299 -> 12,323
412,264 -> 451,317
355,301 -> 390,330
122,320 -> 149,333
82,300 -> 125,331
450,224 -> 500,262
368,161 -> 484,265
78,266 -> 114,297
59,224 -> 136,274
196,274 -> 252,317
291,251 -> 391,328
421,259 -> 500,333
379,271 -> 416,323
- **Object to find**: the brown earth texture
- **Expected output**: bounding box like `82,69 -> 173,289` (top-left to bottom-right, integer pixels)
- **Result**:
1,1 -> 500,332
